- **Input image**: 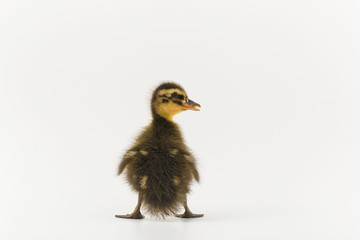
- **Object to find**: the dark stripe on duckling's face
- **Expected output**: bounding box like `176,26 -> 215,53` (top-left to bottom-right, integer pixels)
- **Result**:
158,91 -> 187,106
160,97 -> 183,106
170,92 -> 185,100
159,93 -> 185,101
173,100 -> 183,106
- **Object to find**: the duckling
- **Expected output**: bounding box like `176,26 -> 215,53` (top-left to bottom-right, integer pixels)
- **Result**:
115,82 -> 203,219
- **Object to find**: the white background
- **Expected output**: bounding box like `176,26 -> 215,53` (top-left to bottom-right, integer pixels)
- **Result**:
1,0 -> 360,239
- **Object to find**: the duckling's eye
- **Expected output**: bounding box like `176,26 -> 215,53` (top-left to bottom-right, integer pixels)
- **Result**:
171,92 -> 178,98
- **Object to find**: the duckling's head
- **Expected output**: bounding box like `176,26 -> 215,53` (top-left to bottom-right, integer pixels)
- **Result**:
151,82 -> 201,121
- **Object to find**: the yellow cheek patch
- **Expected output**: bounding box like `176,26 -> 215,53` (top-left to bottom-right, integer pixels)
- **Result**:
157,101 -> 184,120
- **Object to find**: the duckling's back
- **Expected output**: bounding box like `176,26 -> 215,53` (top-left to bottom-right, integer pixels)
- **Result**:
118,118 -> 199,217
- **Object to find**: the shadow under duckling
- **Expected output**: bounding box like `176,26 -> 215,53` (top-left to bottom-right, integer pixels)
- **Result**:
116,82 -> 203,219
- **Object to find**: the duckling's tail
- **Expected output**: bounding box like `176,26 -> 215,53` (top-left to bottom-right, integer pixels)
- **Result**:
141,184 -> 184,218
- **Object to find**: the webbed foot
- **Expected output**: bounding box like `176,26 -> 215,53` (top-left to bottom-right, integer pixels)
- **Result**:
115,212 -> 144,219
176,212 -> 204,218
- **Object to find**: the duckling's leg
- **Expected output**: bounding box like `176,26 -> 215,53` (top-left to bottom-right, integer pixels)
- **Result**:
115,194 -> 144,219
176,196 -> 204,218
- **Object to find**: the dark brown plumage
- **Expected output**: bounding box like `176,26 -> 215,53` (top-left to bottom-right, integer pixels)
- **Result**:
115,82 -> 203,219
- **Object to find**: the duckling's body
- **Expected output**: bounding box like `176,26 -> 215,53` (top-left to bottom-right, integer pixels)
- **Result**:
116,82 -> 203,219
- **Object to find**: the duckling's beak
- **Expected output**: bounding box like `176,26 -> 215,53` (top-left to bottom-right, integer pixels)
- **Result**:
182,99 -> 201,111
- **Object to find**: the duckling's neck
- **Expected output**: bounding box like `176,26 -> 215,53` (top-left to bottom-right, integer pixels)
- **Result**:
151,108 -> 174,122
152,112 -> 175,126
148,112 -> 184,148
151,112 -> 180,135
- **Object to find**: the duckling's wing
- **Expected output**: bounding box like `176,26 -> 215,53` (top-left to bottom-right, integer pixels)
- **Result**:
184,153 -> 200,182
118,150 -> 137,175
192,165 -> 200,182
